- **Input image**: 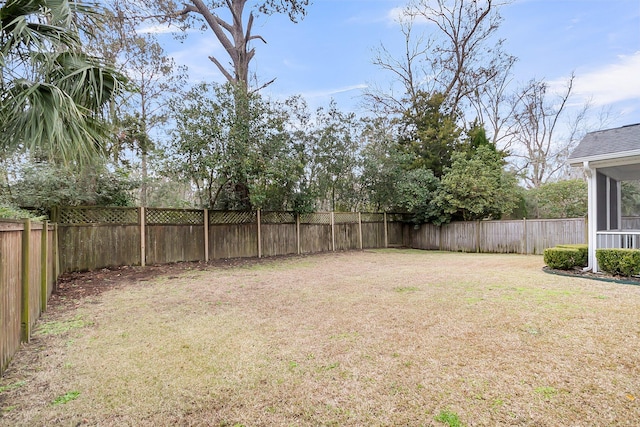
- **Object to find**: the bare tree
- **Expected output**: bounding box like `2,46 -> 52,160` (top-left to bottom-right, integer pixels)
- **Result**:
368,0 -> 512,119
406,0 -> 509,112
507,73 -> 589,188
127,0 -> 309,92
468,53 -> 519,148
368,20 -> 432,116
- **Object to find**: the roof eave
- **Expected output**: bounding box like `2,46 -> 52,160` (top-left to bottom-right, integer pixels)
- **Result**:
568,149 -> 640,167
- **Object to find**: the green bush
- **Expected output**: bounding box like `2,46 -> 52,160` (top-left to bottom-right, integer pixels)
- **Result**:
0,203 -> 44,220
544,247 -> 582,270
556,244 -> 588,267
596,249 -> 640,277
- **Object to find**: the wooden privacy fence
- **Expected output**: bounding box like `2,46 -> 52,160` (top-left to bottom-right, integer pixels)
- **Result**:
1,220 -> 58,377
53,206 -> 588,273
53,207 -> 406,273
409,218 -> 587,254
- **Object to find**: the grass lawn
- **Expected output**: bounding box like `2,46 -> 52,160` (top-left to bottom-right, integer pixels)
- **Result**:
1,250 -> 639,426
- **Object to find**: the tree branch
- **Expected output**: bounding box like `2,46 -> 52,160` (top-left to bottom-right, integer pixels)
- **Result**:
208,55 -> 235,83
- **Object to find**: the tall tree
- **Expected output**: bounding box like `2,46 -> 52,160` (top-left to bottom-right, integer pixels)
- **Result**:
359,116 -> 402,211
114,0 -> 310,205
0,0 -> 126,162
307,101 -> 361,211
437,144 -> 519,221
368,0 -> 512,120
397,91 -> 462,177
507,74 -> 588,188
92,2 -> 187,206
404,0 -> 509,113
127,0 -> 309,91
168,82 -> 304,210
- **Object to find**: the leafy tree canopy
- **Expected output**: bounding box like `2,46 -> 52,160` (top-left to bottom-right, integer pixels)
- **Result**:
397,92 -> 462,177
6,159 -> 137,211
525,179 -> 587,219
437,145 -> 520,221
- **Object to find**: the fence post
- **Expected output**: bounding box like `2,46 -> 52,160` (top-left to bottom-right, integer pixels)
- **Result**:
358,212 -> 363,250
139,207 -> 146,267
257,209 -> 262,258
40,220 -> 48,312
296,213 -> 301,255
204,209 -> 209,262
21,219 -> 31,342
50,206 -> 59,224
476,220 -> 481,253
331,212 -> 335,252
53,223 -> 59,288
523,217 -> 527,254
383,213 -> 388,248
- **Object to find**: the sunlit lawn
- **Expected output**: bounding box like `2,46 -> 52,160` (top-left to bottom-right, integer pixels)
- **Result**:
1,250 -> 639,426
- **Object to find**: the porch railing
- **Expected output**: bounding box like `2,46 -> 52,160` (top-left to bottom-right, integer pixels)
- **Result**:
597,231 -> 640,250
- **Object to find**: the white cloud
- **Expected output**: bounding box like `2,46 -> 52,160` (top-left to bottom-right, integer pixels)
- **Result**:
168,36 -> 226,83
282,59 -> 307,71
386,6 -> 433,25
569,51 -> 640,106
387,7 -> 408,24
301,84 -> 369,100
136,24 -> 184,35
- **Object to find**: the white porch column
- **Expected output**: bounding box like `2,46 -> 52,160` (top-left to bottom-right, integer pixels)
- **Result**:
584,162 -> 598,272
617,181 -> 623,231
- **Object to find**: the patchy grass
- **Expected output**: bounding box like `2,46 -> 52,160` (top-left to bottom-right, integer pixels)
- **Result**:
34,314 -> 91,336
51,391 -> 80,406
0,382 -> 25,394
435,409 -> 464,427
394,285 -> 420,293
1,250 -> 640,426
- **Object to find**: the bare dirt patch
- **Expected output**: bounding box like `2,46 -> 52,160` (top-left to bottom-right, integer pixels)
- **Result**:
1,250 -> 640,426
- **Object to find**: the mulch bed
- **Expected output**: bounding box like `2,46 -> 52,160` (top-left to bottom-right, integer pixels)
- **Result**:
49,254 -> 310,309
543,265 -> 640,285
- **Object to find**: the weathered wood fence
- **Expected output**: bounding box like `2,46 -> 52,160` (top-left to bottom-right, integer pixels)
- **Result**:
52,206 -> 589,273
1,220 -> 57,377
409,218 -> 587,254
52,207 -> 406,273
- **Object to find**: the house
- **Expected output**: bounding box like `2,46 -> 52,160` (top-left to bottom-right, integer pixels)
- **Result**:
568,123 -> 640,272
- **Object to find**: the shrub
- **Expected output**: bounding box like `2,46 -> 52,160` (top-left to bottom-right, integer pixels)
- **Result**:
556,244 -> 588,267
0,204 -> 44,220
596,249 -> 640,277
544,247 -> 582,270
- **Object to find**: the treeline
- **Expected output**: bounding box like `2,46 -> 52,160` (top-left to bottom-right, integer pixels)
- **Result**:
1,82 -> 603,221
2,0 -> 639,222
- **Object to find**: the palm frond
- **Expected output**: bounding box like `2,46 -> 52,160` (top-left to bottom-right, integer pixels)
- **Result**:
0,78 -> 107,161
0,0 -> 127,163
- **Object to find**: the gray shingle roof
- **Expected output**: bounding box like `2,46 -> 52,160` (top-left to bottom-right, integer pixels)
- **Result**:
568,123 -> 640,162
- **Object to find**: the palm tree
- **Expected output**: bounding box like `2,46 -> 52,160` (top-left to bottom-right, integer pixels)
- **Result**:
0,0 -> 126,162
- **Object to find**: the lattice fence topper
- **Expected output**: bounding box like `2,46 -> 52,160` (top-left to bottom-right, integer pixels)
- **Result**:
59,207 -> 139,225
209,210 -> 257,225
333,212 -> 360,224
261,211 -> 296,224
300,212 -> 332,225
146,209 -> 203,225
361,213 -> 385,223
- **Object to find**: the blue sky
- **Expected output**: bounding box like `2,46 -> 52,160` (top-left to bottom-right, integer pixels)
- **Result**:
151,0 -> 640,129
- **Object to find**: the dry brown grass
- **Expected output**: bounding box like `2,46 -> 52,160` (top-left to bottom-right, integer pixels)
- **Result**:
1,250 -> 640,426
